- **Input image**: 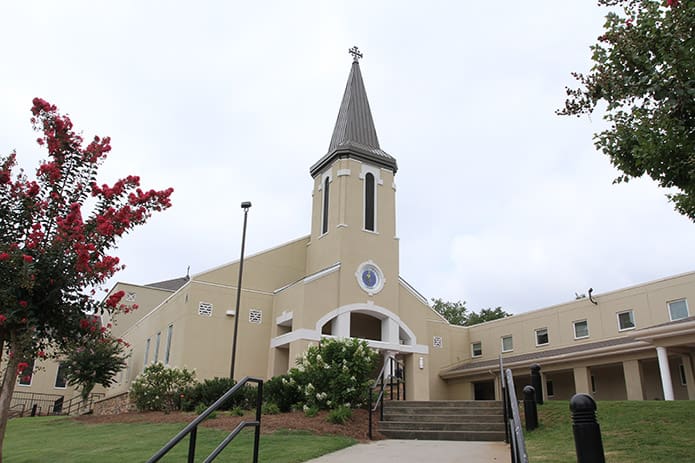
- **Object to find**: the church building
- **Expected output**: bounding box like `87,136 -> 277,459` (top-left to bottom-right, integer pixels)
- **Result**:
14,50 -> 695,410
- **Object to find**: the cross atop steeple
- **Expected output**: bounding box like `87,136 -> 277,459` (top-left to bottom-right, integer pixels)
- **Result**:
349,46 -> 363,63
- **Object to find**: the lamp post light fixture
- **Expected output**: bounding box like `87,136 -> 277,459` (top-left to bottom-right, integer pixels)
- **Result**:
230,201 -> 252,380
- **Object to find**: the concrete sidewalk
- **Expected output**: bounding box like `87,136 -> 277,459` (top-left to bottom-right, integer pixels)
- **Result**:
304,440 -> 509,462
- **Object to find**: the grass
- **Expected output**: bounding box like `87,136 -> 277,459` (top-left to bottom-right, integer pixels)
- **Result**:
525,400 -> 695,462
4,416 -> 355,463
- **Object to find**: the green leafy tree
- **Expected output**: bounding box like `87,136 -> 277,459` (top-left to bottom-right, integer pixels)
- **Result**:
559,0 -> 695,220
465,306 -> 512,326
0,98 -> 173,459
431,299 -> 511,326
431,298 -> 469,325
61,317 -> 129,400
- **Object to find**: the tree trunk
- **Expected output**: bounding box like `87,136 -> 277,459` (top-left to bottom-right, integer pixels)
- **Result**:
0,355 -> 20,463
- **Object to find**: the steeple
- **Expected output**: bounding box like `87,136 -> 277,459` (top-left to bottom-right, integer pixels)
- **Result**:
310,47 -> 397,177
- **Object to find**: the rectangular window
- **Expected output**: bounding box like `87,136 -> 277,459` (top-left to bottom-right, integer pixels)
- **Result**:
501,335 -> 513,352
617,310 -> 636,331
546,380 -> 554,397
144,338 -> 151,365
154,332 -> 161,363
364,172 -> 375,231
591,375 -> 597,393
471,341 -> 482,357
54,363 -> 67,389
165,324 -> 173,364
668,299 -> 689,321
679,364 -> 687,386
18,359 -> 35,386
535,328 -> 549,346
321,176 -> 330,235
573,320 -> 589,339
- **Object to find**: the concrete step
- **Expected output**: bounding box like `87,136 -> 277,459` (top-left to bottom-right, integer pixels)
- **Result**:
382,413 -> 502,423
379,400 -> 505,442
379,421 -> 505,432
378,429 -> 507,441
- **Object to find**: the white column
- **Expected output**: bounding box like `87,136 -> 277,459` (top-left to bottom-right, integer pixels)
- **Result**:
331,312 -> 350,338
656,346 -> 675,401
381,318 -> 399,344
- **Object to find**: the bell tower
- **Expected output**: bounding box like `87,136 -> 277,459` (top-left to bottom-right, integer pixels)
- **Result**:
306,47 -> 400,310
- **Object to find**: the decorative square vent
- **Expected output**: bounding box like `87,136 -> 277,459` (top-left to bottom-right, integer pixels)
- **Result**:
125,292 -> 137,302
198,302 -> 213,317
433,336 -> 443,348
248,309 -> 262,324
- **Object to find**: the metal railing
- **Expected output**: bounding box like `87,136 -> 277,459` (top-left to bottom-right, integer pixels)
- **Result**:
500,358 -> 528,463
368,356 -> 405,440
10,391 -> 104,417
147,376 -> 263,463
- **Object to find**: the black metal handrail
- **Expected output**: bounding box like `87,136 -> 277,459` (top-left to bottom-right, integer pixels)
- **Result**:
147,376 -> 263,463
502,366 -> 528,463
10,391 -> 104,416
368,356 -> 405,440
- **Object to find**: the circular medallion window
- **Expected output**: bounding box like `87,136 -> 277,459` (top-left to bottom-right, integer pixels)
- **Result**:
356,261 -> 385,295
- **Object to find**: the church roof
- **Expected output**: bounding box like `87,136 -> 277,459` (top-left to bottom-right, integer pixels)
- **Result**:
145,276 -> 190,291
310,56 -> 397,177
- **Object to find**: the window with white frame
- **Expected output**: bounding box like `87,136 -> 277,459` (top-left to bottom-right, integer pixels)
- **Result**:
679,364 -> 687,386
144,338 -> 151,364
164,324 -> 173,364
154,331 -> 161,363
573,320 -> 589,339
617,310 -> 635,331
535,328 -> 549,346
54,363 -> 67,389
18,359 -> 35,386
364,172 -> 375,231
321,175 -> 330,235
471,341 -> 482,357
668,299 -> 689,321
501,335 -> 513,352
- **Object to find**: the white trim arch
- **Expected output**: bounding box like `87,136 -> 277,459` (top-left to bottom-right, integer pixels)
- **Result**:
316,303 -> 419,348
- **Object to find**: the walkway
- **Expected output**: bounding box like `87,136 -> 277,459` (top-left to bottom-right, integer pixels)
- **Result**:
305,439 -> 509,462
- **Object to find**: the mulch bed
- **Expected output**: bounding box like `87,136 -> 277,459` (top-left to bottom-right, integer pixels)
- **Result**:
74,408 -> 383,442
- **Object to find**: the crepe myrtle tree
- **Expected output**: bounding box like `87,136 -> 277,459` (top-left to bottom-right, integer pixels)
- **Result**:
61,317 -> 130,401
0,98 -> 173,459
559,0 -> 695,220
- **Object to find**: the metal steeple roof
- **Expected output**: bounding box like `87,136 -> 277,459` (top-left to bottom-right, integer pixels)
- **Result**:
310,52 -> 397,177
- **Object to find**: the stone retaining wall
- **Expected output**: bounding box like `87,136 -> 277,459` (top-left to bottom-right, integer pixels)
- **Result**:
93,392 -> 136,415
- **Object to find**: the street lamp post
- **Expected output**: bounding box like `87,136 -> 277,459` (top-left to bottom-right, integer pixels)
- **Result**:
230,201 -> 252,380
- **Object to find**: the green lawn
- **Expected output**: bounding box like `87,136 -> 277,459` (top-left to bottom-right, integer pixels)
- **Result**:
525,400 -> 695,463
4,416 -> 355,463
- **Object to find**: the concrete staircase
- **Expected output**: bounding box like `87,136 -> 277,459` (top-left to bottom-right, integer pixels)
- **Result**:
378,400 -> 506,441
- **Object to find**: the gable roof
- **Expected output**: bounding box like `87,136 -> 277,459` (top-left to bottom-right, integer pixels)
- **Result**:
145,276 -> 190,291
310,59 -> 397,177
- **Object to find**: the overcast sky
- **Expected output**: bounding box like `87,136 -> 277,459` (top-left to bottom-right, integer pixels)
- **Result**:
1,1 -> 692,315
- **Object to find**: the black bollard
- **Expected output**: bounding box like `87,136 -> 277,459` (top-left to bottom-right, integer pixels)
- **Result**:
31,404 -> 38,417
530,364 -> 543,405
570,394 -> 605,463
523,385 -> 538,431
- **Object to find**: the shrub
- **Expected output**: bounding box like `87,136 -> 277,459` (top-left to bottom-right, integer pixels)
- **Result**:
183,377 -> 257,411
231,406 -> 245,416
130,363 -> 196,412
293,338 -> 379,410
263,374 -> 303,412
327,405 -> 352,425
303,404 -> 319,417
262,402 -> 280,415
